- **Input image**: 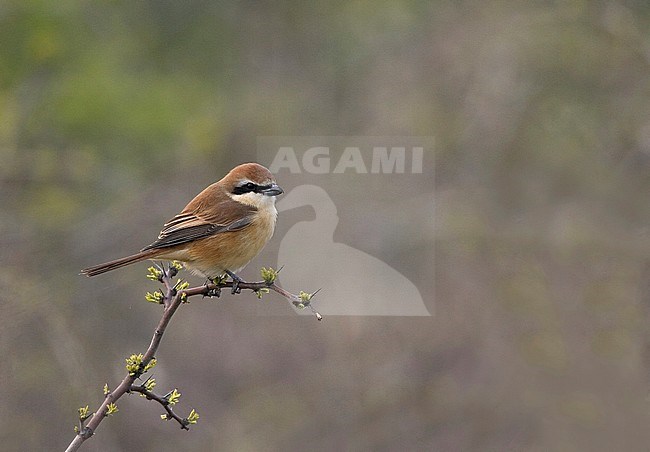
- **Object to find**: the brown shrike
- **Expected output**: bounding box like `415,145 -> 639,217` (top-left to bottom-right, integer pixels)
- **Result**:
81,163 -> 283,285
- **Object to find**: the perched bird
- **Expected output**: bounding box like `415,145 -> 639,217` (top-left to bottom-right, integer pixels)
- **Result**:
81,163 -> 283,287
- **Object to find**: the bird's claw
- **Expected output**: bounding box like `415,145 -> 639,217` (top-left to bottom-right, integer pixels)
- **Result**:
225,270 -> 243,295
207,287 -> 222,298
203,278 -> 221,298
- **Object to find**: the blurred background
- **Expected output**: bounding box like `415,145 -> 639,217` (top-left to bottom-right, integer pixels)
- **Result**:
1,1 -> 650,450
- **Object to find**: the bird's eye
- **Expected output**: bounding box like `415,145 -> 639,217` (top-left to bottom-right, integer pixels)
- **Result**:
233,182 -> 258,195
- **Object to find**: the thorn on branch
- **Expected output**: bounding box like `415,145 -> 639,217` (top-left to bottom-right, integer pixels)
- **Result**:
129,384 -> 197,430
165,388 -> 181,405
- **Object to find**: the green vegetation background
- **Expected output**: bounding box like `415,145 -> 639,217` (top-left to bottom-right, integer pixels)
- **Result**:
1,1 -> 649,450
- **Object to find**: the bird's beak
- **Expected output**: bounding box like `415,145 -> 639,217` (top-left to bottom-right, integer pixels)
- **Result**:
262,183 -> 284,196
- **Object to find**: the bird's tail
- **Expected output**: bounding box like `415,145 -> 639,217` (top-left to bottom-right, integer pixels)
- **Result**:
81,249 -> 160,277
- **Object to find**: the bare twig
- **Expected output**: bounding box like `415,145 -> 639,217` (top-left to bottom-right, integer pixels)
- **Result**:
65,264 -> 319,451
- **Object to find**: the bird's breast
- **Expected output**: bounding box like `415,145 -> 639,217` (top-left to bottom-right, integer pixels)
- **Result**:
184,206 -> 277,278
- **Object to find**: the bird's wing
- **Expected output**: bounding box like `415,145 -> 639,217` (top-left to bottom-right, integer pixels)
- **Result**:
141,199 -> 256,251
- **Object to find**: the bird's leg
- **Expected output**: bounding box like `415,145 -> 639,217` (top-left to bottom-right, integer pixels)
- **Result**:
224,269 -> 243,294
203,277 -> 221,298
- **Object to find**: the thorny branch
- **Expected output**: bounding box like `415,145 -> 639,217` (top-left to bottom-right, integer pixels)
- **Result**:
65,263 -> 320,452
129,383 -> 194,430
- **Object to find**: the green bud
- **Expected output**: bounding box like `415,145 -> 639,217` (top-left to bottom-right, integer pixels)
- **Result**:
143,378 -> 157,392
125,354 -> 141,375
145,291 -> 164,304
125,353 -> 146,376
212,274 -> 227,285
146,266 -> 163,281
167,388 -> 181,405
78,405 -> 90,420
174,279 -> 190,291
255,288 -> 270,299
106,403 -> 119,416
260,267 -> 278,284
186,409 -> 200,425
144,357 -> 156,372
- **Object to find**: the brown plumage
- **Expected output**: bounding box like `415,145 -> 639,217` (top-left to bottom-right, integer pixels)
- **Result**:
81,163 -> 283,278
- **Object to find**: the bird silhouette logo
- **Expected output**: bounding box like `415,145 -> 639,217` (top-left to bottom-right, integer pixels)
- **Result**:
276,185 -> 431,316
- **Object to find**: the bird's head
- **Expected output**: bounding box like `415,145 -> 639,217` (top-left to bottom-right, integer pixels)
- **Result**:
223,163 -> 284,208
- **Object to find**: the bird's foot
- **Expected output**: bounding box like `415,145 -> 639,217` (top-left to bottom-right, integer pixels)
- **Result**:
203,278 -> 221,298
225,270 -> 243,294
